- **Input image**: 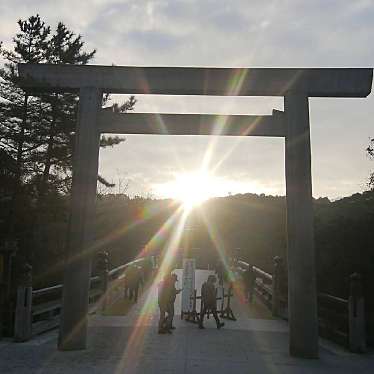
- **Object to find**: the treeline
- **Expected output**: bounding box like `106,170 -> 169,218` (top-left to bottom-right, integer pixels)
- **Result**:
21,190 -> 373,292
92,191 -> 374,297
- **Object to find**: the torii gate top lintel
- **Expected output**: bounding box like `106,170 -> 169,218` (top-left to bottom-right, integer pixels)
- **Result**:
18,64 -> 373,97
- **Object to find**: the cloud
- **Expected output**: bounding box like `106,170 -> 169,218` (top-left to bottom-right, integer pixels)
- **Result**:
1,0 -> 374,198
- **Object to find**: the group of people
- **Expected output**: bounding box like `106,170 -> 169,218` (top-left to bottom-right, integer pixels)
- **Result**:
157,272 -> 224,334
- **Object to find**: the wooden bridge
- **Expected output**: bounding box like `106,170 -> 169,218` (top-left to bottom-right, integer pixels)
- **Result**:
2,257 -> 374,373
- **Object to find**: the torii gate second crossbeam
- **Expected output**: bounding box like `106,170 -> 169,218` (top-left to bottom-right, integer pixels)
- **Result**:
18,64 -> 373,358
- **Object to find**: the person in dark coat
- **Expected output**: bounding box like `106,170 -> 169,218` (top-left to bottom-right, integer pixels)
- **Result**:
158,273 -> 181,333
166,273 -> 181,330
199,275 -> 224,329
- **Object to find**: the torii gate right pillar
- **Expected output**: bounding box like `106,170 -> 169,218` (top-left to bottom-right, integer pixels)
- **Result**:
285,92 -> 319,358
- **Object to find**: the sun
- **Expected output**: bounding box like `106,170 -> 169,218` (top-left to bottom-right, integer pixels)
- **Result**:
174,173 -> 212,209
159,171 -> 216,210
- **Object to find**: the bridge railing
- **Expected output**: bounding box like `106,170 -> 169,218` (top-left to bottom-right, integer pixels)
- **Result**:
14,255 -> 156,342
236,257 -> 287,318
235,258 -> 366,353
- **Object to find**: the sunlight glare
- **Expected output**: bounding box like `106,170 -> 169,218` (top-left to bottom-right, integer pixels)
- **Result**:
160,172 -> 215,210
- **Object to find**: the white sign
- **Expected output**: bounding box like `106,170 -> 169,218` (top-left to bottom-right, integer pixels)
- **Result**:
217,284 -> 224,310
181,258 -> 196,314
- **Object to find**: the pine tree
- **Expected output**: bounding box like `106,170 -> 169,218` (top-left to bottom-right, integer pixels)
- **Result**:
36,22 -> 97,197
0,15 -> 51,236
1,16 -> 136,199
0,15 -> 136,242
36,22 -> 136,194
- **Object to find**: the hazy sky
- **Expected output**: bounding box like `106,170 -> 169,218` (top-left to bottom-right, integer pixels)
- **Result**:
1,0 -> 373,199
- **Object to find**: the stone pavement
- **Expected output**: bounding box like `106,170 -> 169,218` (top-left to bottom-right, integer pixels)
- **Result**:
1,270 -> 373,373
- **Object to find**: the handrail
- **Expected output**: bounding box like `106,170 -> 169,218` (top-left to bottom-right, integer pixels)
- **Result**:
13,254 -> 148,341
21,256 -> 152,340
237,261 -> 273,283
237,260 -> 249,270
90,275 -> 101,283
108,257 -> 147,278
252,266 -> 272,282
318,292 -> 348,307
32,259 -> 143,296
234,259 -> 366,353
108,263 -> 129,278
32,284 -> 62,297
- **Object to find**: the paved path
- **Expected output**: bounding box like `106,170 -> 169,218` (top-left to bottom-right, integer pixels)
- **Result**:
1,270 -> 374,373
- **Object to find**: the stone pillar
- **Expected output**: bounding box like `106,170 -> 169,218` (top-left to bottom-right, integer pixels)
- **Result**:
284,92 -> 319,358
58,87 -> 102,350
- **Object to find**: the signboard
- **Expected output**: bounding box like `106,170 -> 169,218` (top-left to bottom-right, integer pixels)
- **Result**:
216,284 -> 224,310
181,258 -> 196,314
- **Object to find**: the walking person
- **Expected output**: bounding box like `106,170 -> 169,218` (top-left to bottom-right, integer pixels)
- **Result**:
199,275 -> 224,329
158,273 -> 181,333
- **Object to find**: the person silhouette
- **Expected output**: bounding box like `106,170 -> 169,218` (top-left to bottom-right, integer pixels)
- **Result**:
158,273 -> 181,333
199,275 -> 224,329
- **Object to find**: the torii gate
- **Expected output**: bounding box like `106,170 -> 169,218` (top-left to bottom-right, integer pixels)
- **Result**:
19,64 -> 373,358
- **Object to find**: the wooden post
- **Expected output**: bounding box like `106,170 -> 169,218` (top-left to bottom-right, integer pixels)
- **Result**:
348,273 -> 366,352
58,87 -> 102,351
97,251 -> 109,312
220,286 -> 225,313
14,261 -> 32,342
221,285 -> 236,321
248,266 -> 255,304
285,92 -> 319,358
272,256 -> 282,317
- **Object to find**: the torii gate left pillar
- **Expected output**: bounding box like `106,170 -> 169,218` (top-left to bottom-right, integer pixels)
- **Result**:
58,87 -> 102,350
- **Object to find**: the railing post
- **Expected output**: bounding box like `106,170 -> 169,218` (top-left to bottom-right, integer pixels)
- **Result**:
220,286 -> 225,313
272,256 -> 282,317
14,260 -> 32,342
0,239 -> 17,339
97,251 -> 109,312
348,273 -> 366,353
248,266 -> 255,304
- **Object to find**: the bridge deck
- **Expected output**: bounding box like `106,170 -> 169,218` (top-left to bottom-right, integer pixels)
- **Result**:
1,270 -> 373,373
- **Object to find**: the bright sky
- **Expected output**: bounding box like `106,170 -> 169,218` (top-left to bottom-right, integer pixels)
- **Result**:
1,0 -> 373,200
